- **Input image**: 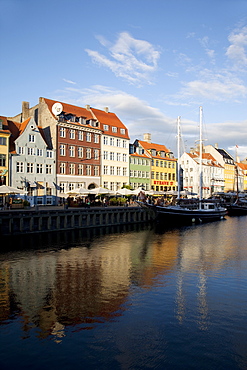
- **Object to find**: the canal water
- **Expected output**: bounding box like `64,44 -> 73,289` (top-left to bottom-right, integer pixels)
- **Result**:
0,216 -> 247,370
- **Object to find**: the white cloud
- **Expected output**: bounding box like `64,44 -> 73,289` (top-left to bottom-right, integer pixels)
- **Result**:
226,25 -> 247,68
63,78 -> 76,85
85,32 -> 160,85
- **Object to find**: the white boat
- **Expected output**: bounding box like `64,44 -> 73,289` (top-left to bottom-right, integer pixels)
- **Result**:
141,108 -> 227,224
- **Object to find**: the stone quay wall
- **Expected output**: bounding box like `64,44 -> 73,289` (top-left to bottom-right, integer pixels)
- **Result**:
0,206 -> 156,236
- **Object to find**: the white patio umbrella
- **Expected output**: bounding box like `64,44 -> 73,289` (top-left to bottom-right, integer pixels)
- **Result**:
116,188 -> 134,196
77,186 -> 90,194
132,187 -> 146,195
0,185 -> 26,195
88,187 -> 115,195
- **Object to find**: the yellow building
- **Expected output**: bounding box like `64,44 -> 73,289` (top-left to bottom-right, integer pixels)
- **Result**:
137,134 -> 177,192
0,117 -> 11,186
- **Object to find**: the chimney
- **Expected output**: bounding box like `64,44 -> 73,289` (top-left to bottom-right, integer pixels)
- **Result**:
215,143 -> 218,149
104,107 -> 109,113
22,101 -> 30,122
85,105 -> 90,111
143,133 -> 151,143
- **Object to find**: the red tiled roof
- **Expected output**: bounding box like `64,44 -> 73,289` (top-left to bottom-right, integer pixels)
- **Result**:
44,98 -> 95,121
0,116 -> 11,135
90,108 -> 129,139
130,152 -> 151,159
138,140 -> 169,153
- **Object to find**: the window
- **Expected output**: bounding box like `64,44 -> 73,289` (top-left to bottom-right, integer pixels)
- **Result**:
103,124 -> 109,131
110,137 -> 114,146
104,151 -> 108,160
60,162 -> 66,174
37,149 -> 43,156
69,146 -> 75,157
47,150 -> 53,158
146,172 -> 149,178
86,165 -> 91,176
36,163 -> 43,174
123,167 -> 127,176
59,182 -> 66,193
103,165 -> 108,175
138,171 -> 142,177
110,182 -> 114,190
78,164 -> 83,175
94,134 -> 99,143
116,139 -> 120,147
117,167 -> 121,176
18,146 -> 25,155
46,164 -> 52,174
103,136 -> 108,145
86,132 -> 91,142
94,149 -> 99,160
86,148 -> 91,159
29,134 -> 35,142
78,131 -> 83,141
69,183 -> 75,191
27,163 -> 34,173
103,181 -> 108,189
69,163 -> 75,175
117,153 -> 121,161
0,154 -> 6,167
112,126 -> 117,133
0,137 -> 6,145
110,152 -> 114,160
94,166 -> 99,176
123,154 -> 127,162
70,129 -> 75,139
60,144 -> 66,156
120,128 -> 125,135
123,140 -> 127,148
16,161 -> 23,173
27,147 -> 35,156
151,171 -> 154,179
110,166 -> 114,175
60,127 -> 66,138
156,160 -> 159,166
78,147 -> 83,158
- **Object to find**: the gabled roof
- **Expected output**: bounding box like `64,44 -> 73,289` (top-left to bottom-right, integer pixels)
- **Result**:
130,152 -> 151,160
44,98 -> 95,121
90,107 -> 129,139
0,116 -> 11,135
237,162 -> 247,171
138,140 -> 176,161
186,151 -> 223,168
138,140 -> 169,153
216,148 -> 234,161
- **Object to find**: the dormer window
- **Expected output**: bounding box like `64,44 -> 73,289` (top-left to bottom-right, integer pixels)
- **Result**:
151,149 -> 156,156
103,124 -> 109,131
160,151 -> 165,157
112,126 -> 117,133
79,117 -> 85,124
120,128 -> 125,135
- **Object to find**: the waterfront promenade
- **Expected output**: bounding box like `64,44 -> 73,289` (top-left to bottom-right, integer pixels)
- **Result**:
0,203 -> 156,236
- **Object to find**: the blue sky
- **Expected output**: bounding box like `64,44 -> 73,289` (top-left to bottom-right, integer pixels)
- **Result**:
1,0 -> 247,158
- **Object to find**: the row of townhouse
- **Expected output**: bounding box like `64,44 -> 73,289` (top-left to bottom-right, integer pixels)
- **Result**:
181,144 -> 247,197
1,97 -> 246,205
0,98 -> 177,206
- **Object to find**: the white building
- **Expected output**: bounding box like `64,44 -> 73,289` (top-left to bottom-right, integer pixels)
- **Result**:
90,107 -> 130,191
8,117 -> 56,206
181,150 -> 224,198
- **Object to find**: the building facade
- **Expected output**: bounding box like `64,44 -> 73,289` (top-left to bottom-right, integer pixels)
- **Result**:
0,117 -> 11,186
129,143 -> 151,190
8,117 -> 56,206
90,107 -> 130,191
180,150 -> 224,198
134,134 -> 177,193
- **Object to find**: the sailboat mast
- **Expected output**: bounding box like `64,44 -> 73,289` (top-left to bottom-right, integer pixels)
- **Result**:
199,106 -> 203,202
177,116 -> 181,199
